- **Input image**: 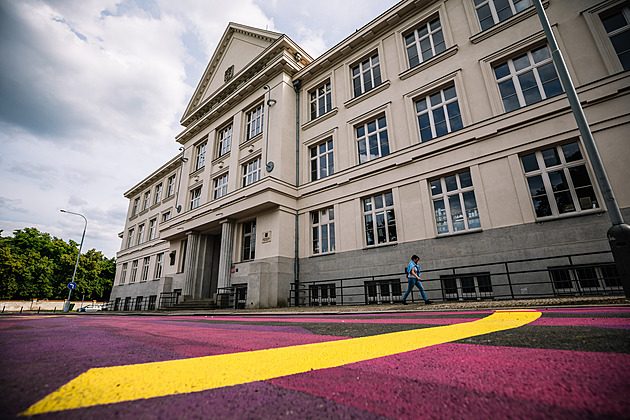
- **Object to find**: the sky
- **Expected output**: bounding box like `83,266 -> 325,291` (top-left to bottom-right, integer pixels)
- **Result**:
0,0 -> 397,258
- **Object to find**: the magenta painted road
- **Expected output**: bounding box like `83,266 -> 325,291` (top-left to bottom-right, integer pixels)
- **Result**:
1,306 -> 629,419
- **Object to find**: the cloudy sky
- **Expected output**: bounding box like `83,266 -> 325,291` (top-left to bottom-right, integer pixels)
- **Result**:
0,0 -> 397,258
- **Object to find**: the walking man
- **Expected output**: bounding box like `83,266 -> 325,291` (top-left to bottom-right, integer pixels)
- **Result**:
402,254 -> 432,305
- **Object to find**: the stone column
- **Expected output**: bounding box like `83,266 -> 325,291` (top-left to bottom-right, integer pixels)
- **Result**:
217,219 -> 235,291
182,231 -> 200,299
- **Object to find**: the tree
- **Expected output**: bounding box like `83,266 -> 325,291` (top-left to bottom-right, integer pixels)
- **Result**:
0,228 -> 115,301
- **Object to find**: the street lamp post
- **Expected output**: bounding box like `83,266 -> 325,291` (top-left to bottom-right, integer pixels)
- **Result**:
533,0 -> 630,297
60,210 -> 87,312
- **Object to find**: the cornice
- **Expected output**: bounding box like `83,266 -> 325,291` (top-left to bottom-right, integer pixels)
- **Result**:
295,0 -> 435,82
176,42 -> 306,145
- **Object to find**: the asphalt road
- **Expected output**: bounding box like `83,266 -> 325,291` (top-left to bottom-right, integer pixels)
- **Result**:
1,305 -> 628,419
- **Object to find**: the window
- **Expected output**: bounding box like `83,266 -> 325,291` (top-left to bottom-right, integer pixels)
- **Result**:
148,219 -> 156,241
213,174 -> 228,199
137,224 -> 145,245
155,253 -> 164,279
357,116 -> 389,164
351,53 -> 382,97
312,207 -> 335,254
601,6 -> 630,70
120,263 -> 127,285
416,85 -> 463,142
132,198 -> 140,216
309,284 -> 337,306
430,170 -> 481,234
494,45 -> 563,112
405,17 -> 446,68
441,274 -> 493,301
218,125 -> 232,157
242,220 -> 256,261
246,104 -> 264,139
154,183 -> 163,205
141,257 -> 150,281
126,228 -> 134,249
130,260 -> 138,283
134,296 -> 143,311
363,191 -> 397,246
166,175 -> 176,197
190,187 -> 202,210
310,81 -> 332,120
147,295 -> 157,310
242,157 -> 261,187
549,264 -> 620,295
142,191 -> 150,211
194,142 -> 207,171
365,280 -> 402,304
521,141 -> 600,218
310,139 -> 334,181
475,0 -> 532,31
162,211 -> 170,222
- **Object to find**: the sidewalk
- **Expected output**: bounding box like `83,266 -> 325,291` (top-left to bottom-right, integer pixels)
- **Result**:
159,295 -> 629,316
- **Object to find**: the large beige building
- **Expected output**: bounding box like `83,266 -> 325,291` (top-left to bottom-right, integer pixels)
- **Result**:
110,0 -> 630,310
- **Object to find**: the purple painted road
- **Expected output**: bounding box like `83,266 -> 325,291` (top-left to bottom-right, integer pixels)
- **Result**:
1,306 -> 629,419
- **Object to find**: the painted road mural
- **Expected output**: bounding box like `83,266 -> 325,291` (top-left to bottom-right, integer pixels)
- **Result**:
1,306 -> 629,419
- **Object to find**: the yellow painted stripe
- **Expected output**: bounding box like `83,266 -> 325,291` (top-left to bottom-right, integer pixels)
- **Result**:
21,310 -> 540,416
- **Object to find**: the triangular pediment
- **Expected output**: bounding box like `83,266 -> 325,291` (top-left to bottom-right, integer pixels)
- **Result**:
181,23 -> 281,124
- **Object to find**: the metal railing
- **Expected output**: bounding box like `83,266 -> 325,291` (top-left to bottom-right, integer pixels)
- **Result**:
290,250 -> 621,307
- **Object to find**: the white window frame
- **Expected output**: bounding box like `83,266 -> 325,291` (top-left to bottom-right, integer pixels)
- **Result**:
309,81 -> 332,120
194,141 -> 207,171
351,53 -> 382,98
120,262 -> 127,285
246,104 -> 264,140
162,211 -> 170,222
362,191 -> 398,247
154,183 -> 162,205
213,173 -> 228,199
494,44 -> 563,113
190,187 -> 202,210
310,138 -> 334,181
601,4 -> 630,71
430,170 -> 481,235
217,124 -> 232,157
166,174 -> 176,197
142,191 -> 150,211
137,223 -> 145,245
130,260 -> 138,283
415,84 -> 463,142
311,207 -> 336,255
404,16 -> 447,69
520,141 -> 601,219
132,197 -> 140,216
242,220 -> 256,261
126,228 -> 134,249
242,156 -> 261,187
474,0 -> 532,31
155,253 -> 164,279
148,218 -> 156,241
141,256 -> 150,282
356,116 -> 390,164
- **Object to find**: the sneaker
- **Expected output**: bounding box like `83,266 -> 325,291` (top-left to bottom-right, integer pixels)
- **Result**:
401,300 -> 407,305
424,300 -> 432,304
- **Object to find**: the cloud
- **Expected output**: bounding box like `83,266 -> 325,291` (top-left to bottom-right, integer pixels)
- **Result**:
0,197 -> 28,214
0,0 -> 397,259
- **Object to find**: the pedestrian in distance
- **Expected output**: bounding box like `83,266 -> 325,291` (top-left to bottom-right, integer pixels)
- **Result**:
402,255 -> 432,305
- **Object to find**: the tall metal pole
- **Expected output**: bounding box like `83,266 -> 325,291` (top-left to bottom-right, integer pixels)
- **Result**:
60,210 -> 87,312
533,0 -> 630,297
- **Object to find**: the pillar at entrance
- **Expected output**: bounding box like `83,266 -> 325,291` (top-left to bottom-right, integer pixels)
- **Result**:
182,231 -> 200,298
217,219 -> 235,291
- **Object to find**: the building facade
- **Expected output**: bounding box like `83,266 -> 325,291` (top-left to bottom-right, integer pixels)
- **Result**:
111,0 -> 630,309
